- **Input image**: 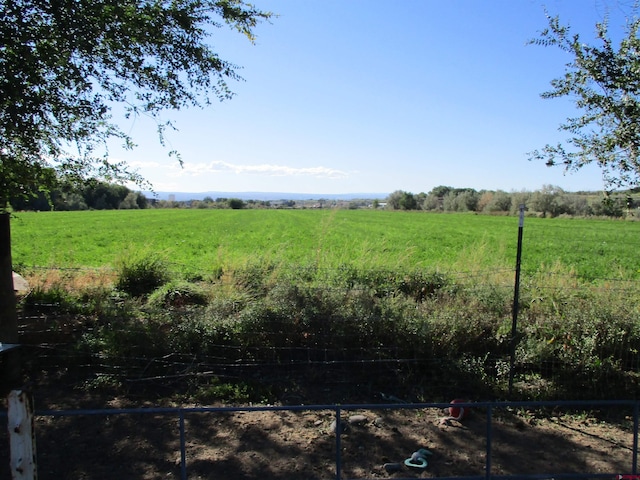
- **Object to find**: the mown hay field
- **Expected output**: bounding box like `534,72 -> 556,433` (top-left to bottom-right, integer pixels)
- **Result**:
10,209 -> 640,281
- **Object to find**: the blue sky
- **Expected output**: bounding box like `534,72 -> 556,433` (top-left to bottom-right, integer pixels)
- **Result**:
113,0 -> 635,195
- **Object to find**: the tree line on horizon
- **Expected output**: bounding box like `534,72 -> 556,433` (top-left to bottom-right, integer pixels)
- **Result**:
9,180 -> 639,218
384,185 -> 639,218
10,180 -> 149,211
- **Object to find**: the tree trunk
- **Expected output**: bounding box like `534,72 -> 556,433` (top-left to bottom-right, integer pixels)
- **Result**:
0,212 -> 21,393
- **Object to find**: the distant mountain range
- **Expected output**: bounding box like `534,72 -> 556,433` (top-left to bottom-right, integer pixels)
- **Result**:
143,191 -> 389,202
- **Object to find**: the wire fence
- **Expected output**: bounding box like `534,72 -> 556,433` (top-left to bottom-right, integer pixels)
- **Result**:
12,260 -> 640,404
1,399 -> 639,480
4,216 -> 640,478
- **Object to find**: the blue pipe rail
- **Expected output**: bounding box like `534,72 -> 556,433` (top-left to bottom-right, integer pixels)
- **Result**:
2,399 -> 638,480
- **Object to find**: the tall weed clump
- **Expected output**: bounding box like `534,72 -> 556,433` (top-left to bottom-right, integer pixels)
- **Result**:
515,286 -> 640,398
22,284 -> 82,314
21,277 -> 119,319
331,266 -> 451,300
230,260 -> 281,298
114,251 -> 170,297
146,280 -> 209,309
23,256 -> 640,402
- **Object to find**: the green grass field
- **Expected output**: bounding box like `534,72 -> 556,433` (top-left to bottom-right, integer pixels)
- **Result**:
11,209 -> 640,402
9,209 -> 640,281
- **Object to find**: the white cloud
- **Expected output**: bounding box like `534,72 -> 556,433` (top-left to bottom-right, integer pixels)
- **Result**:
174,160 -> 350,179
127,160 -> 163,169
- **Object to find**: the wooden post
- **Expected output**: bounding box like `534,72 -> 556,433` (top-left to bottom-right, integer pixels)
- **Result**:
0,212 -> 21,392
7,390 -> 37,479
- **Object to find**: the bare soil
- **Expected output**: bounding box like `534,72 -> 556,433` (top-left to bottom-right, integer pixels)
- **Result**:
3,386 -> 637,480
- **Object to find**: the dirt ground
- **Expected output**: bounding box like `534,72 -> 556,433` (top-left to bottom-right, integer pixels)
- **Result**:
2,388 -> 637,480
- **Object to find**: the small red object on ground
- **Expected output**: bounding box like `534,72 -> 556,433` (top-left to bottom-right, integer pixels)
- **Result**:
448,399 -> 469,420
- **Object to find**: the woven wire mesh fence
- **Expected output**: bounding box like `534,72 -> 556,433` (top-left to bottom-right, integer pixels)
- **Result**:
1,399 -> 638,480
12,263 -> 640,404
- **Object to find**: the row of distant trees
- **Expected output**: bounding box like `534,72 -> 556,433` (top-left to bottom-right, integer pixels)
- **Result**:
385,185 -> 638,218
162,197 -> 277,209
8,182 -> 280,211
10,181 -> 638,218
10,181 -> 149,211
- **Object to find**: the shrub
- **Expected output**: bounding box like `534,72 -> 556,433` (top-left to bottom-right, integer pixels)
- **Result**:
22,284 -> 80,314
115,252 -> 169,297
194,377 -> 251,403
231,261 -> 279,297
147,281 -> 209,309
396,271 -> 449,301
26,261 -> 640,402
333,266 -> 450,300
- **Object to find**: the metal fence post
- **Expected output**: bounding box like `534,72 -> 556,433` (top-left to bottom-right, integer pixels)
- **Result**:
634,401 -> 639,474
509,204 -> 525,396
485,404 -> 493,480
179,410 -> 187,480
335,406 -> 342,480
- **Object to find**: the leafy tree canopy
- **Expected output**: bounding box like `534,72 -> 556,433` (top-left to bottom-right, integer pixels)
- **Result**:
529,8 -> 640,190
0,0 -> 272,209
428,185 -> 453,198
